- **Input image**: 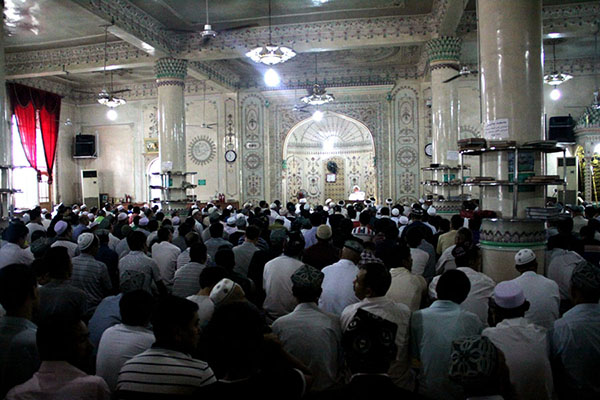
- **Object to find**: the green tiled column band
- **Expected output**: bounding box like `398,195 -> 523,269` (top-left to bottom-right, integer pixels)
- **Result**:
155,58 -> 188,80
577,106 -> 600,128
426,36 -> 462,65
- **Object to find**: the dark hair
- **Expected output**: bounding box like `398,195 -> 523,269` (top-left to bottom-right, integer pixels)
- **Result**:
119,290 -> 155,326
44,246 -> 72,279
0,264 -> 37,313
360,263 -> 392,296
29,209 -> 41,221
6,222 -> 29,243
152,295 -> 198,344
556,216 -> 574,234
126,231 -> 147,251
283,231 -> 305,257
456,227 -> 473,245
406,226 -> 424,248
147,219 -> 159,233
30,230 -> 47,243
359,211 -> 371,226
190,242 -> 208,263
245,225 -> 260,241
157,227 -> 171,242
451,215 -> 464,230
215,248 -> 235,269
209,222 -> 224,238
199,266 -> 228,289
184,231 -> 200,247
177,222 -> 192,238
309,212 -> 322,227
36,315 -> 84,361
437,269 -> 471,304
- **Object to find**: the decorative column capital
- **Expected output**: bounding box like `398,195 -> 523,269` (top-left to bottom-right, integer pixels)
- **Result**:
426,36 -> 462,68
155,58 -> 188,87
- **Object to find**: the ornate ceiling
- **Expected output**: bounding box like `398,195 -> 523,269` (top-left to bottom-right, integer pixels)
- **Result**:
4,0 -> 599,98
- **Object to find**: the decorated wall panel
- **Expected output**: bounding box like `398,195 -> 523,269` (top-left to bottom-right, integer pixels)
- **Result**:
240,94 -> 266,203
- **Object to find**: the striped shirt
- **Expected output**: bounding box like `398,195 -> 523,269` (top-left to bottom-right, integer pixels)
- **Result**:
172,262 -> 206,298
116,347 -> 216,396
71,253 -> 112,309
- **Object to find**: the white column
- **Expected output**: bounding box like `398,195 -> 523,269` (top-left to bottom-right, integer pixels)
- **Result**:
155,57 -> 188,211
0,24 -> 12,222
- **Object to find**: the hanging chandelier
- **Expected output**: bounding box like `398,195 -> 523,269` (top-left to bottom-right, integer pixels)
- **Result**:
97,90 -> 126,108
300,54 -> 334,105
544,39 -> 572,86
245,0 -> 295,65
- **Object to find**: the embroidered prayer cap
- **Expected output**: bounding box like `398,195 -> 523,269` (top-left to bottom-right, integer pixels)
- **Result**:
210,278 -> 245,305
427,206 -> 437,216
344,240 -> 364,254
514,248 -> 536,265
138,217 -> 149,226
449,335 -> 499,384
191,209 -> 201,216
493,281 -> 526,309
571,260 -> 600,293
291,264 -> 324,289
77,232 -> 96,251
226,216 -> 237,226
316,224 -> 332,240
54,221 -> 68,235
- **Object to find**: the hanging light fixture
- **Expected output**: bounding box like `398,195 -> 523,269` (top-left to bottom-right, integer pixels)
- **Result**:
544,39 -> 573,86
301,54 -> 335,105
97,25 -> 127,108
245,0 -> 296,65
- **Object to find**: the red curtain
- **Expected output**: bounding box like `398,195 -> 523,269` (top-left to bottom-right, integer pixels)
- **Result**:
7,83 -> 62,183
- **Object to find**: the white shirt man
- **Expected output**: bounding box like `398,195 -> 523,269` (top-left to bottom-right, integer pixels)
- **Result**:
429,266 -> 495,326
409,247 -> 429,276
547,248 -> 585,301
386,248 -> 427,311
151,237 -> 181,287
319,241 -> 363,316
262,254 -> 304,321
0,242 -> 34,269
435,244 -> 457,274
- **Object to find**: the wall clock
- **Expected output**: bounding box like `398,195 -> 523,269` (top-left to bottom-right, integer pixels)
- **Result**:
424,143 -> 433,158
225,150 -> 237,163
188,136 -> 216,165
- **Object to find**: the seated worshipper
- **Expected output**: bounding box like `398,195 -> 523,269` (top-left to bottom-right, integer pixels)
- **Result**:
319,240 -> 363,316
115,225 -> 132,259
95,229 -> 120,295
549,260 -> 600,399
436,214 -> 463,256
0,223 -> 34,268
29,231 -> 49,260
580,224 -> 600,265
302,224 -> 340,271
205,222 -> 233,262
151,227 -> 181,287
199,301 -> 311,400
172,222 -> 191,252
429,244 -> 495,326
228,216 -> 247,247
116,295 -> 217,397
173,242 -> 208,298
351,210 -> 374,243
247,228 -> 287,307
448,336 -> 513,400
214,247 -> 254,298
435,227 -> 473,275
70,233 -> 112,311
88,292 -> 123,351
547,215 -> 584,255
201,211 -> 225,243
50,220 -> 79,258
72,213 -> 90,242
118,231 -> 167,296
0,265 -> 40,397
483,281 -> 554,400
96,290 -> 155,392
145,220 -> 160,249
313,308 -> 422,400
37,247 -> 89,321
5,315 -> 110,400
262,232 -> 306,322
340,263 -> 412,390
176,231 -> 200,269
406,228 -> 430,277
508,248 -> 559,329
187,267 -> 228,330
272,265 -> 343,392
569,204 -> 588,234
547,247 -> 586,313
136,217 -> 151,236
410,269 -> 483,400
358,240 -> 384,267
386,243 -> 427,311
25,209 -> 46,244
232,224 -> 261,277
303,212 -> 323,249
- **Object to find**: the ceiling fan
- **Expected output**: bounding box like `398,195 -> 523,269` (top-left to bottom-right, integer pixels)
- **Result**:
198,81 -> 217,129
173,0 -> 258,44
443,65 -> 479,83
72,24 -> 130,107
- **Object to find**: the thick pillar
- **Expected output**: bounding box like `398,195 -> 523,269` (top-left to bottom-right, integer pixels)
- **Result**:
426,37 -> 462,215
477,0 -> 545,282
155,58 -> 188,211
0,24 -> 12,223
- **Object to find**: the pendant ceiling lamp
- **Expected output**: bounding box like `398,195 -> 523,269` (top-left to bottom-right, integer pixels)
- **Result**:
245,0 -> 296,65
301,54 -> 334,106
544,39 -> 573,86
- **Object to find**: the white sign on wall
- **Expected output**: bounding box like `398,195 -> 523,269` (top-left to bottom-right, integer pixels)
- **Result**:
484,119 -> 509,140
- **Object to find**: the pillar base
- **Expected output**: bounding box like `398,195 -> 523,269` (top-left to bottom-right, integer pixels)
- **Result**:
433,200 -> 463,218
479,218 -> 546,282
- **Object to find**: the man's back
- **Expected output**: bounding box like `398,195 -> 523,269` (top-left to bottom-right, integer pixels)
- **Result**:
117,347 -> 216,396
302,241 -> 340,271
547,249 -> 585,300
151,241 -> 181,286
0,317 -> 39,397
38,281 -> 88,321
118,251 -> 161,294
71,254 -> 112,309
483,317 -> 553,400
232,241 -> 259,277
387,267 -> 426,311
411,300 -> 482,400
272,303 -> 342,392
262,255 -> 304,320
319,259 -> 359,316
172,262 -> 206,298
205,237 -> 232,261
510,271 -> 560,329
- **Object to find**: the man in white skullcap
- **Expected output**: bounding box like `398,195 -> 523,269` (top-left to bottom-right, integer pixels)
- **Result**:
70,233 -> 112,311
50,221 -> 79,258
549,261 -> 600,399
483,281 -> 554,400
506,249 -> 559,329
348,185 -> 365,201
390,208 -> 401,226
136,217 -> 150,237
